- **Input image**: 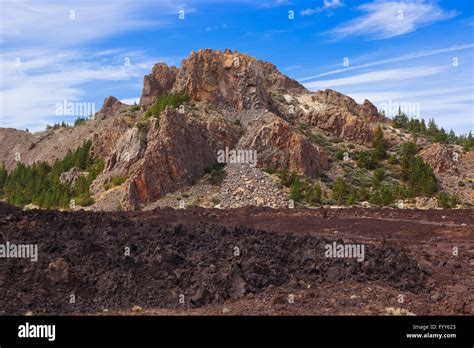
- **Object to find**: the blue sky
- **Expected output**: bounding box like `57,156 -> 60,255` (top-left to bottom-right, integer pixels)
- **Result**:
0,0 -> 473,134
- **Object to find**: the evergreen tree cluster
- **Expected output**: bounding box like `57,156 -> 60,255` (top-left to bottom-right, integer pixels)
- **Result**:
392,111 -> 473,150
0,140 -> 104,209
45,116 -> 92,131
354,127 -> 387,170
400,142 -> 437,197
46,121 -> 70,130
278,168 -> 322,206
73,116 -> 88,126
331,128 -> 440,206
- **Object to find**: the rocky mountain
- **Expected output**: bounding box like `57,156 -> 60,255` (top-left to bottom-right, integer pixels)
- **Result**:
0,49 -> 472,211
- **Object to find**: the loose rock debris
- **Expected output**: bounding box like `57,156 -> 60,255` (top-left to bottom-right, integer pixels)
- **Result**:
0,203 -> 472,315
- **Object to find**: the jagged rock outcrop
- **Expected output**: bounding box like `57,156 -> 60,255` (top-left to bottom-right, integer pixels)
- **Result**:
124,109 -> 239,209
298,89 -> 386,144
312,89 -> 383,122
139,63 -> 178,110
141,49 -> 306,113
59,167 -> 82,187
420,143 -> 459,174
419,143 -> 473,203
244,118 -> 329,177
90,117 -> 131,160
95,96 -> 128,120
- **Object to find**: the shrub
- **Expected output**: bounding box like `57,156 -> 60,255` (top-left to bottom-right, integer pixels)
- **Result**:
111,176 -> 127,186
263,165 -> 276,175
75,194 -> 94,207
438,192 -> 450,208
336,150 -> 346,161
357,185 -> 370,201
370,186 -> 394,206
438,192 -> 459,209
289,176 -> 302,202
143,92 -> 190,120
356,151 -> 378,170
304,182 -> 322,206
205,162 -> 226,174
387,155 -> 398,165
137,122 -> 148,150
347,191 -> 357,205
371,168 -> 385,188
206,162 -> 227,185
209,168 -> 226,185
278,168 -> 298,187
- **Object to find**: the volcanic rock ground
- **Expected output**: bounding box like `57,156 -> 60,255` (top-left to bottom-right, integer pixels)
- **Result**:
0,202 -> 472,316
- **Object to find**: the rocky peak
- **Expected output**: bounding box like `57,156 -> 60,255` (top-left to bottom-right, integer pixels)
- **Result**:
139,48 -> 307,112
95,96 -> 127,120
139,63 -> 178,110
312,89 -> 383,122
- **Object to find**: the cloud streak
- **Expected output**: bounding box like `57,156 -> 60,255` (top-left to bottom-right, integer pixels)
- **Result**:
303,66 -> 446,89
326,0 -> 457,40
301,0 -> 343,16
0,1 -> 170,47
0,49 -> 165,130
298,43 -> 474,82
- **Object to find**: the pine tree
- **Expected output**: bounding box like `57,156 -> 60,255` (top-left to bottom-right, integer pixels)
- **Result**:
427,118 -> 438,135
347,190 -> 357,205
304,182 -> 322,205
420,119 -> 427,133
357,185 -> 369,201
290,176 -> 302,202
372,126 -> 387,161
332,177 -> 347,203
380,186 -> 394,206
371,168 -> 384,188
401,142 -> 437,197
0,163 -> 7,195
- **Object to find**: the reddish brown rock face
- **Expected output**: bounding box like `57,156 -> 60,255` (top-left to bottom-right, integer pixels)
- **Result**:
245,118 -> 329,178
420,143 -> 458,173
125,109 -> 239,209
139,63 -> 178,110
140,49 -> 307,112
302,89 -> 386,145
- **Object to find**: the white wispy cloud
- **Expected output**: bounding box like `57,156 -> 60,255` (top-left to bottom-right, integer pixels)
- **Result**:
298,43 -> 474,82
301,0 -> 343,16
326,0 -> 457,40
284,65 -> 302,71
0,49 -> 168,130
0,0 -> 186,131
303,66 -> 446,89
349,87 -> 473,132
0,1 -> 171,46
205,24 -> 229,31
